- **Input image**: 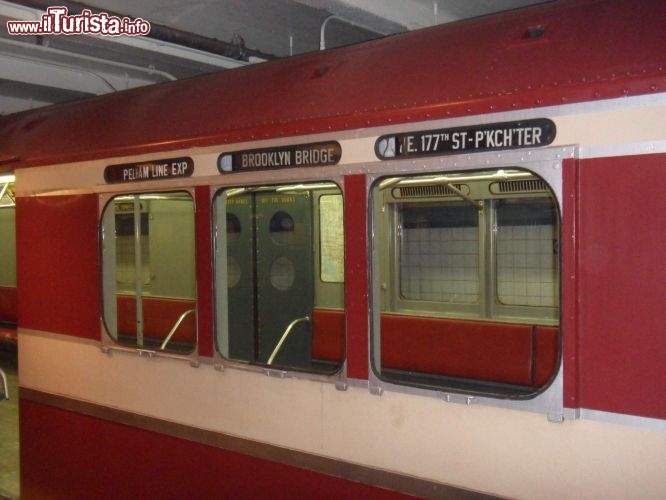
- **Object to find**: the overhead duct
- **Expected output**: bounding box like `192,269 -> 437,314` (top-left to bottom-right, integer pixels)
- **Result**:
6,0 -> 275,62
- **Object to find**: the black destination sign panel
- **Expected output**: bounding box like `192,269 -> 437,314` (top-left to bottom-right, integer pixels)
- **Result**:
218,141 -> 341,173
105,157 -> 193,184
375,119 -> 556,160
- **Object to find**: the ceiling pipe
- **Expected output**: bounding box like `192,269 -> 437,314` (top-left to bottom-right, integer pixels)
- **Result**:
8,0 -> 276,62
319,14 -> 383,50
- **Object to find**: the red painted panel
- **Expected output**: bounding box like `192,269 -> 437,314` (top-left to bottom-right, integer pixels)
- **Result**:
20,399 -> 414,500
0,285 -> 17,323
194,185 -> 214,357
577,153 -> 666,419
344,175 -> 369,380
311,308 -> 345,362
1,0 -> 664,169
16,195 -> 100,339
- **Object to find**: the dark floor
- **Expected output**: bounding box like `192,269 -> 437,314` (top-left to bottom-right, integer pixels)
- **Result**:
0,346 -> 19,500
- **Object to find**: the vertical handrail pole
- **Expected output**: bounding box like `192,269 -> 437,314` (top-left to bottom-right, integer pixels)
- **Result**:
133,195 -> 144,346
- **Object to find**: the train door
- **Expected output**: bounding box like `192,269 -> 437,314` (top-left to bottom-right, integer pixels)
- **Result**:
225,191 -> 313,368
256,193 -> 313,366
218,182 -> 344,375
225,198 -> 254,361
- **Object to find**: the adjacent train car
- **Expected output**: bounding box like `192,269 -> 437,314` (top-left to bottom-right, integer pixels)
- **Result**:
1,0 -> 666,498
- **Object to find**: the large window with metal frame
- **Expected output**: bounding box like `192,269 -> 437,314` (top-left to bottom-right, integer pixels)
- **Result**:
100,191 -> 197,354
372,168 -> 560,397
0,174 -> 16,329
0,174 -> 16,290
214,182 -> 345,374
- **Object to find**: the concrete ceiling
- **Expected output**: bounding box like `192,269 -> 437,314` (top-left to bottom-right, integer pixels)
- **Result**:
0,0 -> 546,115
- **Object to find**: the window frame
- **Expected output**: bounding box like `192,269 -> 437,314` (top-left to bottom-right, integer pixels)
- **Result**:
368,147 -> 571,419
99,188 -> 199,365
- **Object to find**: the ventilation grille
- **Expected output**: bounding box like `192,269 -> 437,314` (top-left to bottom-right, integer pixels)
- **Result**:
490,179 -> 548,194
393,183 -> 469,198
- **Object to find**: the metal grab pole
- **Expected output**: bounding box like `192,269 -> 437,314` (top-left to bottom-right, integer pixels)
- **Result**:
0,368 -> 8,400
159,309 -> 196,350
267,315 -> 311,365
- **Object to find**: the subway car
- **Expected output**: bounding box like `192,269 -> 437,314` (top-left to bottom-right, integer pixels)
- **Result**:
1,0 -> 665,498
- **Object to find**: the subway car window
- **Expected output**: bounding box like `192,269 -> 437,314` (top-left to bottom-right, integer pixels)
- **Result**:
101,191 -> 197,354
0,175 -> 16,290
214,182 -> 345,374
372,169 -> 560,397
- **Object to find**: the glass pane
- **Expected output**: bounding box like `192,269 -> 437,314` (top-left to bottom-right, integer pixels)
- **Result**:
319,194 -> 344,283
399,203 -> 479,303
102,192 -> 196,354
496,198 -> 559,307
115,211 -> 150,291
215,183 -> 344,374
0,206 -> 16,288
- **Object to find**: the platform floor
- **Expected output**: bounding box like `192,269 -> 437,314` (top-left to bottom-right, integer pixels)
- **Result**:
0,346 -> 19,500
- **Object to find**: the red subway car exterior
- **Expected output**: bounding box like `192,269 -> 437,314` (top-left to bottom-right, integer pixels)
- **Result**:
1,0 -> 666,498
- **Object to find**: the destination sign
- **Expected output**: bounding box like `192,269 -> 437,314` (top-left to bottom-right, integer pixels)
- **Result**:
218,141 -> 341,173
375,119 -> 556,160
105,157 -> 193,184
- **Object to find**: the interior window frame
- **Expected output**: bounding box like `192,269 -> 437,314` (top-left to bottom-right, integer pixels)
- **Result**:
389,199 -> 484,319
490,199 -> 559,324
